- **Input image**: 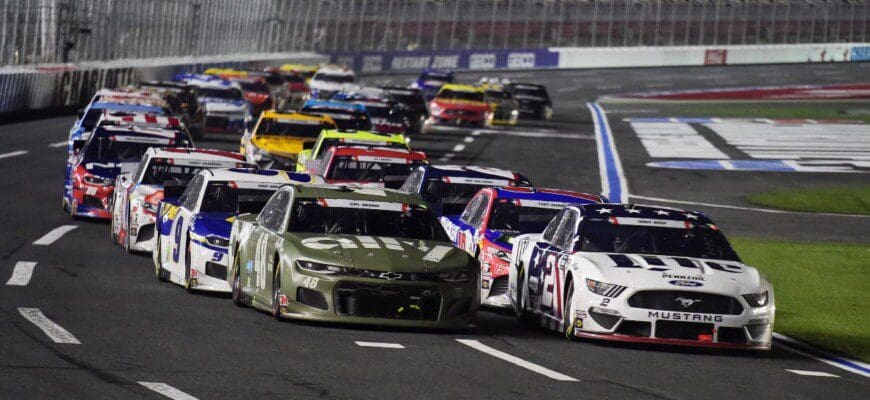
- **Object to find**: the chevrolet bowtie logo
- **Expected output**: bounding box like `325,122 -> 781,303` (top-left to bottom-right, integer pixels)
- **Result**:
675,297 -> 702,308
379,272 -> 404,280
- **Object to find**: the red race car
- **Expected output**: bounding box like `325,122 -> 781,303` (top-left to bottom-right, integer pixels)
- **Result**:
307,145 -> 428,189
425,84 -> 492,130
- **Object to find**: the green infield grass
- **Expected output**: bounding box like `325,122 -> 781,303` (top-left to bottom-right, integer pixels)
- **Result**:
747,186 -> 870,216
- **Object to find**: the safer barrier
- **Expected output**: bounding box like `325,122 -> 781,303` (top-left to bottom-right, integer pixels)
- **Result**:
0,52 -> 325,119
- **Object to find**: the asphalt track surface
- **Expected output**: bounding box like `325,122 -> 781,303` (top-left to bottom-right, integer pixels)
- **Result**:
1,63 -> 867,399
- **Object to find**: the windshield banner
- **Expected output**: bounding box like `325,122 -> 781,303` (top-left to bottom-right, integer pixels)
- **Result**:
317,198 -> 407,212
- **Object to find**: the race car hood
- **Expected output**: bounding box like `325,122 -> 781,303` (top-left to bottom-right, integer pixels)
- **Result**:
288,233 -> 470,273
191,212 -> 234,238
132,184 -> 162,200
431,99 -> 490,112
310,81 -> 350,93
576,252 -> 763,295
201,99 -> 247,111
251,135 -> 311,158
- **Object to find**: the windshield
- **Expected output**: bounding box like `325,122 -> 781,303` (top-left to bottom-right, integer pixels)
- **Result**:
326,156 -> 422,189
199,182 -> 276,214
289,199 -> 448,241
304,107 -> 371,130
314,73 -> 355,84
361,104 -> 392,119
487,200 -> 560,233
437,89 -> 483,102
510,85 -> 548,98
421,180 -> 489,215
83,137 -> 161,162
198,88 -> 243,101
578,220 -> 740,261
238,81 -> 269,93
140,159 -> 236,185
485,90 -> 513,100
257,119 -> 326,138
386,91 -> 425,108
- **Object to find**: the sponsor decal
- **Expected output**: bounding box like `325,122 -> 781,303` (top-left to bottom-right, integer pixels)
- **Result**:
226,181 -> 285,190
317,198 -> 406,211
111,135 -> 173,144
669,280 -> 704,287
704,49 -> 728,65
662,273 -> 704,281
442,176 -> 511,186
391,56 -> 432,70
361,56 -> 383,72
611,217 -> 691,229
354,155 -> 410,164
469,53 -> 497,70
431,55 -> 460,69
850,46 -> 870,61
507,52 -> 536,69
513,199 -> 571,210
649,311 -> 723,323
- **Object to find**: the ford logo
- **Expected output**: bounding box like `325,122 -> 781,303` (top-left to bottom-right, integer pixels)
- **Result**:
669,280 -> 703,287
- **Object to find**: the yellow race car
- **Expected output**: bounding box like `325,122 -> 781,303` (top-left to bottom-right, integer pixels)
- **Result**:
240,111 -> 335,170
479,82 -> 519,126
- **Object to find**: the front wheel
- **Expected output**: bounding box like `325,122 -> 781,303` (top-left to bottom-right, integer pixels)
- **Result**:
155,234 -> 169,282
514,263 -> 536,326
271,265 -> 283,320
231,248 -> 245,307
563,283 -> 576,339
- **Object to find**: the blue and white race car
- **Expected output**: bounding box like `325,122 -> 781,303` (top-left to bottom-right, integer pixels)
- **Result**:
178,76 -> 249,137
398,164 -> 533,217
153,168 -> 319,292
300,99 -> 372,131
411,69 -> 455,101
441,187 -> 603,308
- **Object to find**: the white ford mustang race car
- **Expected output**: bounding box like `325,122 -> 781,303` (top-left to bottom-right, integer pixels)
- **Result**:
509,203 -> 775,350
111,147 -> 252,253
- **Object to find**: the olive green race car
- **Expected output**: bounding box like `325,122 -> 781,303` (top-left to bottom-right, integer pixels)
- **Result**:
227,184 -> 479,329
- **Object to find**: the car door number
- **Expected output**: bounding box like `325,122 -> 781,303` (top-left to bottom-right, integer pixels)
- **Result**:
254,234 -> 269,290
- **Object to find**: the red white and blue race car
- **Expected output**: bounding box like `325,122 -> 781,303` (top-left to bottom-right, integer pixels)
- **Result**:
307,146 -> 428,190
111,147 -> 252,253
399,165 -> 533,217
64,125 -> 192,219
441,187 -> 603,308
509,203 -> 775,350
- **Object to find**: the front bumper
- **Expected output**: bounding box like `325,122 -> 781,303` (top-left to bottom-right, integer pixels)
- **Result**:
70,185 -> 113,219
127,211 -> 158,253
427,114 -> 486,127
186,239 -> 231,292
275,269 -> 479,329
569,289 -> 773,350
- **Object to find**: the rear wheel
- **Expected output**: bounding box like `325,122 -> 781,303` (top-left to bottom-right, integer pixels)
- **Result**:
183,238 -> 194,293
514,263 -> 536,326
123,214 -> 132,253
154,234 -> 169,282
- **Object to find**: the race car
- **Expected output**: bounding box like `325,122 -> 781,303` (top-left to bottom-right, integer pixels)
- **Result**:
399,165 -> 533,217
307,146 -> 428,189
231,76 -> 274,118
425,84 -> 492,129
380,86 -> 428,135
64,125 -> 193,219
295,128 -> 410,172
181,77 -> 249,137
440,187 -> 603,308
111,148 -> 252,253
509,203 -> 775,350
153,168 -> 319,292
68,93 -> 170,155
241,111 -> 336,170
480,83 -> 519,126
227,184 -> 479,329
299,99 -> 372,131
137,81 -> 205,136
506,82 -> 553,120
411,69 -> 455,100
278,63 -> 318,81
308,65 -> 355,100
330,87 -> 409,135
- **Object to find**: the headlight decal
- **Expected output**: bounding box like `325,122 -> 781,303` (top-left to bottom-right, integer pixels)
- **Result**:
585,278 -> 627,298
742,291 -> 769,307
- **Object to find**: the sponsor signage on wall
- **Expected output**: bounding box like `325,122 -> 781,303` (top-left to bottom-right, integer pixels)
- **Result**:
330,49 -> 560,73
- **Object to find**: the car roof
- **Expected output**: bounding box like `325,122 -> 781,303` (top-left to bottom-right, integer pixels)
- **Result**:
279,63 -> 318,72
260,110 -> 334,124
98,111 -> 183,127
419,165 -> 527,181
201,168 -> 319,184
439,84 -> 481,93
492,187 -> 602,204
146,147 -> 248,163
90,103 -> 166,113
328,146 -> 427,160
319,129 -> 406,143
315,66 -> 354,76
94,124 -> 183,139
576,203 -> 713,225
287,184 -> 424,205
303,99 -> 366,112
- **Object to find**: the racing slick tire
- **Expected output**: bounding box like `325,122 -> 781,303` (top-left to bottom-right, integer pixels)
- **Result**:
110,212 -> 119,244
271,259 -> 283,320
563,282 -> 576,340
123,215 -> 133,253
231,247 -> 246,307
183,238 -> 194,293
154,234 -> 169,282
513,262 -> 536,327
62,197 -> 70,212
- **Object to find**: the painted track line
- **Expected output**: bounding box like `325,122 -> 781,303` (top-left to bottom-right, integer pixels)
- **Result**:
456,339 -> 578,382
0,150 -> 28,159
33,225 -> 78,245
786,370 -> 839,378
355,341 -> 405,349
18,308 -> 81,344
587,102 -> 628,203
6,261 -> 37,286
629,194 -> 870,218
774,333 -> 870,378
49,141 -> 68,148
138,382 -> 199,400
452,143 -> 466,152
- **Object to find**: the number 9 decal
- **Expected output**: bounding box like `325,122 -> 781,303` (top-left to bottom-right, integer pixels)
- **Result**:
172,216 -> 184,263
